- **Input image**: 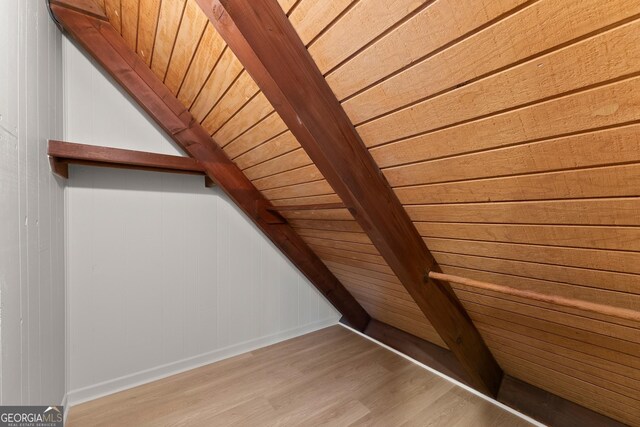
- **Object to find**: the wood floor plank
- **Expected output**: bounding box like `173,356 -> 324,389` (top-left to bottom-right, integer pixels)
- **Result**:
66,326 -> 529,426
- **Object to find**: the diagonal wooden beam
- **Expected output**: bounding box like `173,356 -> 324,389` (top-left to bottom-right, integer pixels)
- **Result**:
196,0 -> 503,395
48,0 -> 370,331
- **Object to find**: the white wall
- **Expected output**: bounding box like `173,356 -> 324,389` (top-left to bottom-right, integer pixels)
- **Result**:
63,39 -> 340,404
0,0 -> 66,405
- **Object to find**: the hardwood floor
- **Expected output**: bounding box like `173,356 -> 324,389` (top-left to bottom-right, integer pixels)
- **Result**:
66,326 -> 531,426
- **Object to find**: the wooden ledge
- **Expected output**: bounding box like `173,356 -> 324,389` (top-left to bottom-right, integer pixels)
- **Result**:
48,140 -> 214,187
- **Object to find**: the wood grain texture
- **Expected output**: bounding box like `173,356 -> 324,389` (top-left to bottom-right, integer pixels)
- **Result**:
426,237 -> 640,274
327,0 -> 526,100
51,2 -> 370,331
346,0 -> 640,125
383,124 -> 640,187
416,222 -> 640,251
66,326 -> 530,427
48,139 -> 206,176
163,0 -> 208,94
150,0 -> 186,79
357,17 -> 640,144
403,198 -> 640,226
308,0 -> 427,73
201,0 -> 503,396
223,112 -> 288,157
176,24 -> 225,105
135,0 -> 161,65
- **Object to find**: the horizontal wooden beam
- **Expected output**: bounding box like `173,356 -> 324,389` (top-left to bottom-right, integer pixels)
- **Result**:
49,0 -> 370,331
349,318 -> 624,427
199,0 -> 502,396
48,140 -> 207,179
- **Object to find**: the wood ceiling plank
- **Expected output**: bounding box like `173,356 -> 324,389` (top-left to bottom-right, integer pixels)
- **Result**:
214,93 -> 274,145
50,2 -> 370,331
151,0 -> 187,80
302,236 -> 380,256
119,0 -> 138,51
309,245 -> 387,266
103,0 -> 121,33
276,0 -> 297,14
136,0 -> 161,65
370,78 -> 640,165
200,70 -> 257,133
465,302 -> 640,365
244,148 -> 312,180
317,253 -> 396,275
434,252 -> 640,295
164,0 -> 208,93
499,353 -> 640,425
176,24 -> 226,106
488,339 -> 640,403
404,199 -> 640,226
262,180 -> 334,201
330,268 -> 404,293
324,260 -> 399,284
233,131 -> 300,171
288,0 -> 355,46
328,0 -> 525,100
360,304 -> 448,348
496,356 -> 640,425
456,289 -> 640,344
484,323 -> 640,385
472,312 -> 640,373
347,0 -> 640,124
295,228 -> 372,245
440,265 -> 640,316
270,194 -> 343,207
357,17 -> 640,143
308,0 -> 427,73
281,208 -> 353,222
189,48 -> 242,120
199,0 -> 503,395
427,237 -> 640,275
416,222 -> 640,252
223,112 -> 287,159
288,219 -> 363,233
383,124 -> 640,187
254,164 -> 323,191
395,163 -> 640,204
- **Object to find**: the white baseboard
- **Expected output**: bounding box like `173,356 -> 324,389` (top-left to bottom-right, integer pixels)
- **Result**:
66,317 -> 338,407
61,393 -> 69,425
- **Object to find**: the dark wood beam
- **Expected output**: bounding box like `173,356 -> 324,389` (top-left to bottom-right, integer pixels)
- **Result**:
49,1 -> 370,331
197,0 -> 502,396
48,140 -> 207,178
349,318 -> 625,427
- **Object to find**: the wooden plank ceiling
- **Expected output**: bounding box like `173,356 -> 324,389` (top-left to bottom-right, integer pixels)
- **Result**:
96,0 -> 639,423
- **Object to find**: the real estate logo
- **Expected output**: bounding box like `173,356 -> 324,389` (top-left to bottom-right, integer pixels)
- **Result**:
0,406 -> 63,427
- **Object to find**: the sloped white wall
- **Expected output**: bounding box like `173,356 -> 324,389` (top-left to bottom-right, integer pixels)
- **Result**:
63,39 -> 340,404
0,0 -> 66,405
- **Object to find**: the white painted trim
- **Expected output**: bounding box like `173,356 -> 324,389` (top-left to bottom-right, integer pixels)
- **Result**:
66,318 -> 338,407
339,323 -> 544,427
61,393 -> 69,425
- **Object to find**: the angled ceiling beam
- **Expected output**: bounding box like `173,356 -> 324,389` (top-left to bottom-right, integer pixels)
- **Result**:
197,0 -> 503,395
48,0 -> 370,332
